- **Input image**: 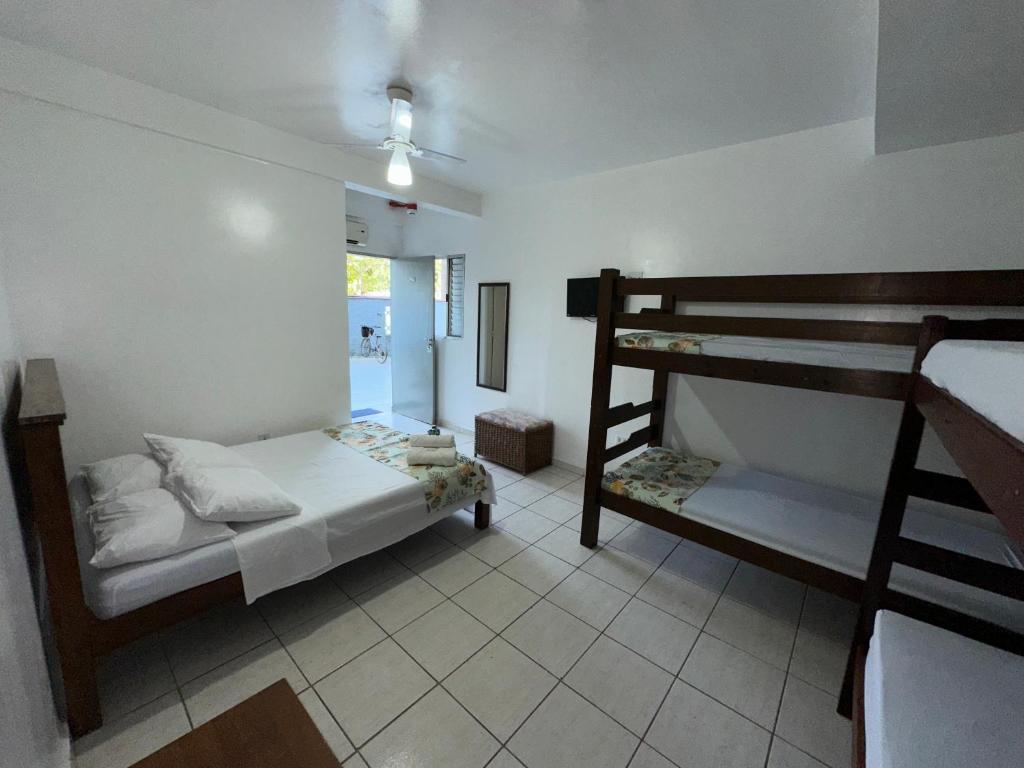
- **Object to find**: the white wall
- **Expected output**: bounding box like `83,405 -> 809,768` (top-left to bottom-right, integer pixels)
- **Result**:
346,190 -> 407,258
0,92 -> 353,471
442,118 -> 1024,495
0,276 -> 69,767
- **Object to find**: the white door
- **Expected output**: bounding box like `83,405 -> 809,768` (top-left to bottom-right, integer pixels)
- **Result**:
390,257 -> 436,424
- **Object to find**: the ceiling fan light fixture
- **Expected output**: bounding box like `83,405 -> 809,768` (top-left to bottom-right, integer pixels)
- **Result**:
387,146 -> 413,186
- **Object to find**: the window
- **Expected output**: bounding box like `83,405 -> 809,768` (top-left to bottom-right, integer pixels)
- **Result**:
446,255 -> 466,337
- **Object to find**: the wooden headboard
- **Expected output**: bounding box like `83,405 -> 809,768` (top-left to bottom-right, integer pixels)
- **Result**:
13,359 -> 100,736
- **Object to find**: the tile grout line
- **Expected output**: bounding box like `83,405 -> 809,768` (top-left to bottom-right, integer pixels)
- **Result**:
334,529 -> 562,761
98,467 -> 850,768
500,518 -> 682,765
620,550 -> 741,768
313,496 -> 577,760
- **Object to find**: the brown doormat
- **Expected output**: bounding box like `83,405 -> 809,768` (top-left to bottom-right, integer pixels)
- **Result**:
130,680 -> 339,767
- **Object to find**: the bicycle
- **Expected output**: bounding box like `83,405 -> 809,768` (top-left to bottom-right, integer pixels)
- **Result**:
359,325 -> 389,363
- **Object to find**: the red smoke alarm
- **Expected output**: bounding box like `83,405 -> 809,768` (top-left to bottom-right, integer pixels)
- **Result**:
388,200 -> 418,215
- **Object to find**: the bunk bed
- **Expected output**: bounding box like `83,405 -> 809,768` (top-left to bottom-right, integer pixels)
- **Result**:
581,269 -> 1024,629
8,360 -> 493,738
841,316 -> 1024,766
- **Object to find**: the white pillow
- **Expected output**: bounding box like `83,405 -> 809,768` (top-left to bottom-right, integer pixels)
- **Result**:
82,453 -> 163,504
163,465 -> 302,523
88,488 -> 235,569
143,433 -> 252,471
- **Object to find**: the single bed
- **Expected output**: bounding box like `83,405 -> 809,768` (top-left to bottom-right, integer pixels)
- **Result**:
603,447 -> 1024,633
72,428 -> 494,619
615,331 -> 916,373
10,359 -> 496,738
862,610 -> 1024,768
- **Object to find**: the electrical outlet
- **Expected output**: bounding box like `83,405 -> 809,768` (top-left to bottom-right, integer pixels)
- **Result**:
258,433 -> 270,441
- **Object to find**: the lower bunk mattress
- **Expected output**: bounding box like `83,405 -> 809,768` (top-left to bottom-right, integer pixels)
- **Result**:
864,610 -> 1024,768
72,427 -> 495,619
603,448 -> 1024,632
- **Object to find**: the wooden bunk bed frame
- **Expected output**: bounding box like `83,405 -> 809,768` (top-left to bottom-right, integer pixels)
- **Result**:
581,268 -> 1024,605
8,359 -> 492,738
840,315 -> 1024,741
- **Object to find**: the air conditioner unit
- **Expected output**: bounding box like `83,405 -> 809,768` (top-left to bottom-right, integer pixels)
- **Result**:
346,216 -> 368,247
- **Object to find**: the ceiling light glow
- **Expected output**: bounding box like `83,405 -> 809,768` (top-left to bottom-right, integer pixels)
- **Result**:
388,147 -> 413,186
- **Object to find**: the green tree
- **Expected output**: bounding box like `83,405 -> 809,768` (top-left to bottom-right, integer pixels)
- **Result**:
347,254 -> 390,297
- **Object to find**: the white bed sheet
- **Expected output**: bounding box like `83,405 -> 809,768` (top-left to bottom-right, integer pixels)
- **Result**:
700,336 -> 915,372
921,340 -> 1024,442
865,610 -> 1024,768
682,464 -> 1024,632
73,430 -> 494,618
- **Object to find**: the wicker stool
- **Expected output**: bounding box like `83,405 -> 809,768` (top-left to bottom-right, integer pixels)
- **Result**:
474,409 -> 553,474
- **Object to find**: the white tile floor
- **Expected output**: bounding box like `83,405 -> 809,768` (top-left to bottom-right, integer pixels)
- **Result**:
75,433 -> 857,768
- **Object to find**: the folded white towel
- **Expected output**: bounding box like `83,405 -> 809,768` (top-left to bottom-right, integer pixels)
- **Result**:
409,433 -> 455,448
407,447 -> 457,466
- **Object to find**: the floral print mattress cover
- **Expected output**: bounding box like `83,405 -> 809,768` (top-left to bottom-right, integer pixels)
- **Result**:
616,331 -> 721,354
602,447 -> 720,513
323,422 -> 492,512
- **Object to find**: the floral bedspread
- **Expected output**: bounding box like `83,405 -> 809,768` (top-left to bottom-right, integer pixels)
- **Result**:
616,332 -> 721,354
603,447 -> 720,513
323,422 -> 490,512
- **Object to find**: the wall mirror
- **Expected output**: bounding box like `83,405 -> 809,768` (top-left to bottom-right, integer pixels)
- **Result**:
477,282 -> 510,391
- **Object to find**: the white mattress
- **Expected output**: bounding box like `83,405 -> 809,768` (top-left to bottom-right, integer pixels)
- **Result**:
700,336 -> 915,373
921,340 -> 1024,442
73,430 -> 492,619
682,464 -> 1024,632
865,610 -> 1024,768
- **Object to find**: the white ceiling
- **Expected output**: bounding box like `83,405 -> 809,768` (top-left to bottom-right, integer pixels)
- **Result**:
875,0 -> 1024,154
0,1 -> 878,192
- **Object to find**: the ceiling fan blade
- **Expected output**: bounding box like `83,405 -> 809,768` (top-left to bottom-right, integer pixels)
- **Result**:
414,147 -> 467,164
327,142 -> 385,150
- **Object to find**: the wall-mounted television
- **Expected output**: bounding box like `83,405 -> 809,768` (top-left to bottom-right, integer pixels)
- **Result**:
566,277 -> 600,317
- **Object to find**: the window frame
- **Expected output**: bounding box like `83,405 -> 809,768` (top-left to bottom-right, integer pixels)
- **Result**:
446,254 -> 466,338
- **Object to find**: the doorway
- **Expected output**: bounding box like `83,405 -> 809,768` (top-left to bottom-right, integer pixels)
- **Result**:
389,257 -> 436,424
347,253 -> 439,425
347,253 -> 392,418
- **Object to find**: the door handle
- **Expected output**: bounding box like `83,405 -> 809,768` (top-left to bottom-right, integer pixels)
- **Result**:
426,338 -> 434,352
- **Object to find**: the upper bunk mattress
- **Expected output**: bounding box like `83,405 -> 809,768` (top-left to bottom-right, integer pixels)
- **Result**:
73,429 -> 492,619
602,448 -> 1024,632
615,331 -> 915,372
865,610 -> 1024,768
921,340 -> 1024,442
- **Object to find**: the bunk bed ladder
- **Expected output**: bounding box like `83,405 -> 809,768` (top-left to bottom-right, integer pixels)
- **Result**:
582,270 -> 676,547
837,315 -> 1024,717
581,269 -> 620,548
837,317 -> 945,716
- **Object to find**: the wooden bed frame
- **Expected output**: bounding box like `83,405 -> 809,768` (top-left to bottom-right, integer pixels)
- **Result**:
581,268 -> 1024,602
839,315 -> 1024,752
10,359 -> 492,737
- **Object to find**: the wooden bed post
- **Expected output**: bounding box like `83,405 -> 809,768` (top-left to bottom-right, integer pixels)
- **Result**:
837,317 -> 948,718
18,360 -> 101,737
581,268 -> 620,548
648,292 -> 676,447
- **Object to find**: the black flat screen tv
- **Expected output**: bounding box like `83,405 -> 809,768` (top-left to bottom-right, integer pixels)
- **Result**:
566,277 -> 600,317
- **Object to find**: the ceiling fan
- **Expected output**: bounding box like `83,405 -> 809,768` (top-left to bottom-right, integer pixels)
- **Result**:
331,85 -> 465,187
